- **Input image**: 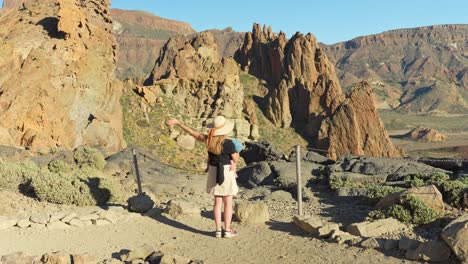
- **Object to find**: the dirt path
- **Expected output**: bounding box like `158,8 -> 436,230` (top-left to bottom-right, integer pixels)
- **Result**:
1,211 -> 415,264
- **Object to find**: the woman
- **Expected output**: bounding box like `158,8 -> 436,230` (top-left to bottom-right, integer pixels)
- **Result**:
166,116 -> 239,238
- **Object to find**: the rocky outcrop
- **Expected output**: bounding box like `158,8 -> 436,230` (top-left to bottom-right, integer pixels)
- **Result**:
236,24 -> 400,159
319,82 -> 401,159
404,126 -> 447,142
0,0 -> 125,154
111,9 -> 196,81
324,24 -> 468,114
145,31 -> 255,139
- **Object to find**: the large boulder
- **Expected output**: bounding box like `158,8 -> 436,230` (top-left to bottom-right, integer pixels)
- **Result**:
164,198 -> 201,219
332,155 -> 450,180
270,161 -> 322,189
346,218 -> 407,238
0,0 -> 125,154
236,161 -> 274,187
293,215 -> 323,235
405,240 -> 451,262
240,141 -> 284,164
441,213 -> 468,262
376,185 -> 445,213
234,202 -> 270,224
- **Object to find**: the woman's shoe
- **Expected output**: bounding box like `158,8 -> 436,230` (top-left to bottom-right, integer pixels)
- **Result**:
223,229 -> 238,238
215,230 -> 223,238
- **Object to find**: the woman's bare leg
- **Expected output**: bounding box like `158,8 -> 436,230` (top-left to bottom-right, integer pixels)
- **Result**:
222,195 -> 233,231
214,196 -> 223,231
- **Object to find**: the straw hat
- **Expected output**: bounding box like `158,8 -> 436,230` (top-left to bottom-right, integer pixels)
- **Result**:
207,116 -> 234,136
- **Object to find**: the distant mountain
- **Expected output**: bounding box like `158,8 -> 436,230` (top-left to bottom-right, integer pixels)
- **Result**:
111,9 -> 196,81
323,25 -> 468,114
110,9 -> 244,83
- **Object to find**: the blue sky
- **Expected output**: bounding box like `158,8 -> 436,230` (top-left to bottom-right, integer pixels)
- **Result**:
2,0 -> 467,44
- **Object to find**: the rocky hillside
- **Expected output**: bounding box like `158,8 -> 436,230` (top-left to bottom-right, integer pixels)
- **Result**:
0,0 -> 125,154
323,25 -> 468,114
235,24 -> 401,159
111,9 -> 196,81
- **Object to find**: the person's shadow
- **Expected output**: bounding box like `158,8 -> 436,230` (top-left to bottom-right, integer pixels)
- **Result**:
150,213 -> 213,237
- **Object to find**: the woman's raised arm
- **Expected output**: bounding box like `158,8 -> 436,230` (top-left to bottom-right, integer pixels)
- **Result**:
166,118 -> 206,142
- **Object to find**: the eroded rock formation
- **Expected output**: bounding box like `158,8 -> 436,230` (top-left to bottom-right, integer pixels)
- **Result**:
146,31 -> 254,139
0,0 -> 125,153
236,24 -> 401,159
405,126 -> 447,142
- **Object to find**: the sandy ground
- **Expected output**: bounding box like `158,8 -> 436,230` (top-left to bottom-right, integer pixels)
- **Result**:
389,131 -> 468,158
0,204 -> 417,264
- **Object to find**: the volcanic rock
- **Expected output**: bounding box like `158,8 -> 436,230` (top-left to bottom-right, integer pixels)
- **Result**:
441,213 -> 468,262
236,24 -> 400,160
404,126 -> 447,141
0,0 -> 125,154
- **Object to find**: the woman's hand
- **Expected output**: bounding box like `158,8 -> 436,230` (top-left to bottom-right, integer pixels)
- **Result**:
165,118 -> 180,127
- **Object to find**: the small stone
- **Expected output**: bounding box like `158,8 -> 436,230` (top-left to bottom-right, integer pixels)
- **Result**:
399,236 -> 421,251
328,230 -> 361,245
146,251 -> 164,264
0,216 -> 18,230
406,240 -> 451,262
69,219 -> 85,228
49,212 -> 67,223
293,215 -> 323,235
41,251 -> 71,264
47,221 -> 70,230
99,211 -> 122,224
1,252 -> 38,264
164,198 -> 201,219
176,135 -> 196,150
120,244 -> 155,262
16,219 -> 31,228
61,213 -> 78,223
347,218 -> 407,237
72,254 -> 97,264
383,239 -> 399,251
234,202 -> 269,224
30,223 -> 46,229
317,223 -> 340,238
127,193 -> 155,214
30,212 -> 50,224
79,213 -> 100,221
93,219 -> 111,226
360,237 -> 381,249
159,254 -> 191,264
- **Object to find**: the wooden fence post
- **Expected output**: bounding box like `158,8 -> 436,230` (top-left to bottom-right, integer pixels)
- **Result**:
296,145 -> 303,215
132,149 -> 143,195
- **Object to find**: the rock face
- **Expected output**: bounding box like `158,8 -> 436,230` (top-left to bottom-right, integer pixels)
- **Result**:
324,24 -> 468,114
111,9 -> 196,81
0,0 -> 125,154
145,31 -> 256,139
404,126 -> 447,142
441,213 -> 468,262
319,82 -> 401,159
236,24 -> 400,160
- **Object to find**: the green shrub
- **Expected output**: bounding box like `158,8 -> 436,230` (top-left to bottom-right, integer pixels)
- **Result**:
387,204 -> 412,223
404,195 -> 440,225
48,160 -> 72,174
31,167 -> 122,206
73,146 -> 106,170
329,174 -> 345,190
366,210 -> 387,221
428,173 -> 450,185
0,162 -> 40,189
405,176 -> 425,188
439,180 -> 467,208
366,185 -> 404,202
